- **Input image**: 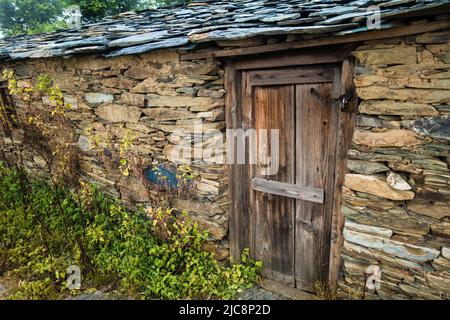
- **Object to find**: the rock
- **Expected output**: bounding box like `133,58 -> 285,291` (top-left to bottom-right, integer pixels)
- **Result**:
124,67 -> 154,80
355,115 -> 385,128
119,92 -> 145,106
343,241 -> 424,271
146,94 -> 218,108
344,174 -> 415,201
143,108 -> 196,120
386,171 -> 411,191
407,202 -> 450,220
431,222 -> 450,239
108,30 -> 169,48
117,177 -> 149,202
343,229 -> 440,263
398,283 -> 442,300
352,129 -> 421,148
357,85 -> 450,103
346,160 -> 389,175
77,135 -> 91,152
192,217 -> 227,241
85,92 -> 114,105
101,77 -> 136,90
344,205 -> 429,236
33,155 -> 47,167
426,272 -> 450,292
442,247 -> 450,260
125,123 -> 154,134
173,198 -> 223,217
353,46 -> 417,65
345,220 -> 393,238
359,101 -> 439,116
95,104 -> 142,123
197,88 -> 225,98
411,115 -> 450,141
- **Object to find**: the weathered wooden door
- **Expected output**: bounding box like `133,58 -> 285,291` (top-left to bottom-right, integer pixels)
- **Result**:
236,65 -> 341,292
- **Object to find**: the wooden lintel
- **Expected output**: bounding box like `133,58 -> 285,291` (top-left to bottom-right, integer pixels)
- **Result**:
211,19 -> 450,58
252,177 -> 324,204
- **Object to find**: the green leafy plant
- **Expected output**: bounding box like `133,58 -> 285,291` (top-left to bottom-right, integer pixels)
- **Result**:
0,163 -> 261,300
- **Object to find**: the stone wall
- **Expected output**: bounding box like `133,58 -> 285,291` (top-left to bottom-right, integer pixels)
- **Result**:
339,31 -> 450,299
1,30 -> 450,299
0,50 -> 230,259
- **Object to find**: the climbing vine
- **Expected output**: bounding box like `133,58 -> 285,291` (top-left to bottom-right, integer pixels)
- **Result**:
1,69 -> 79,185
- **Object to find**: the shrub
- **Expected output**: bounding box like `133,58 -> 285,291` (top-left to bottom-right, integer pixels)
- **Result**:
0,163 -> 261,299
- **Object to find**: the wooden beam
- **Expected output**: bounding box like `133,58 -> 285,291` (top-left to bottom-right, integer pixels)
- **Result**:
260,278 -> 315,300
212,19 -> 450,58
328,59 -> 357,291
252,177 -> 324,204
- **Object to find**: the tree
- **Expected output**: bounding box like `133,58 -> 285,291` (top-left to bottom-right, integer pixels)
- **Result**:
0,0 -> 191,36
0,0 -> 66,35
69,0 -> 143,23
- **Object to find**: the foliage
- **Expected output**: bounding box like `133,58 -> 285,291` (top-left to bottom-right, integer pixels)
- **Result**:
1,69 -> 78,185
0,0 -> 67,35
69,0 -> 142,23
0,0 -> 191,35
0,164 -> 261,300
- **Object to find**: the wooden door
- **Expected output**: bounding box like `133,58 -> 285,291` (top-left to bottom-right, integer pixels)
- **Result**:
238,66 -> 340,292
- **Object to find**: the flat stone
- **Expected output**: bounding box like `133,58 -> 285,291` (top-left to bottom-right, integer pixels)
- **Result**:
346,160 -> 389,175
411,115 -> 450,141
119,92 -> 145,106
343,205 -> 430,236
353,129 -> 421,148
146,94 -> 217,108
407,202 -> 450,220
124,67 -> 153,80
77,135 -> 92,152
143,108 -> 196,120
431,222 -> 450,238
442,247 -> 450,260
356,115 -> 385,128
192,217 -> 227,241
386,171 -> 411,191
345,220 -> 393,238
398,283 -> 442,300
101,77 -> 136,90
117,177 -> 149,202
343,241 -> 424,271
426,272 -> 450,292
343,229 -> 440,263
85,92 -> 114,105
357,85 -> 450,103
108,31 -> 169,48
359,101 -> 439,116
173,198 -> 223,217
95,104 -> 142,123
353,46 -> 417,65
344,174 -> 415,201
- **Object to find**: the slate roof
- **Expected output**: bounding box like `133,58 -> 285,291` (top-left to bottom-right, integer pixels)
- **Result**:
1,0 -> 450,61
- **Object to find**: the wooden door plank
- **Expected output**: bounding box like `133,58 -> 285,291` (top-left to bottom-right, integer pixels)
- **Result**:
241,71 -> 255,259
295,79 -> 338,292
328,59 -> 357,290
252,177 -> 324,203
249,67 -> 335,86
253,84 -> 296,287
225,63 -> 245,261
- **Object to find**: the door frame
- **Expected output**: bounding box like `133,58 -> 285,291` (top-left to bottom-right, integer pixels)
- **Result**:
224,46 -> 357,290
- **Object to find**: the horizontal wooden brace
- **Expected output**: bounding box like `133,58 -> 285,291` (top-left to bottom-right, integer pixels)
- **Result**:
252,177 -> 324,204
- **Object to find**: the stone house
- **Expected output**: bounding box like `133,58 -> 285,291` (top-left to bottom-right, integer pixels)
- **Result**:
0,0 -> 450,299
